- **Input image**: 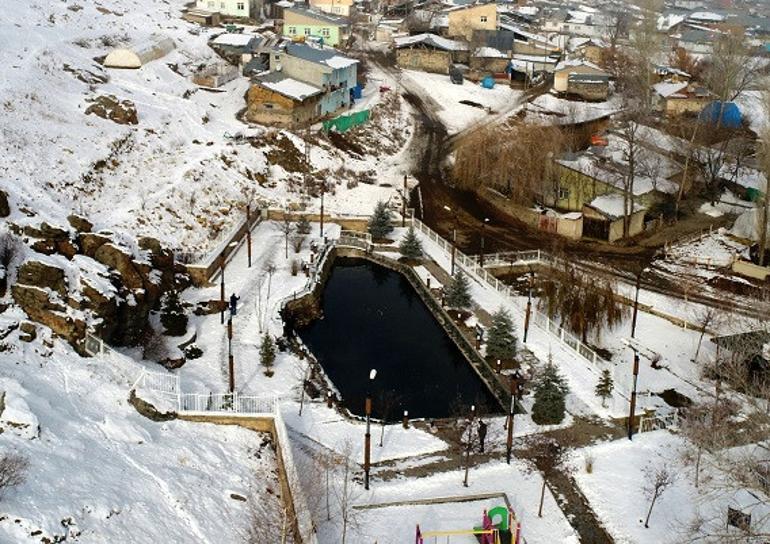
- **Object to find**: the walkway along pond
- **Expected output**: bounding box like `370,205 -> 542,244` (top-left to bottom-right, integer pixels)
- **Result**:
294,255 -> 501,419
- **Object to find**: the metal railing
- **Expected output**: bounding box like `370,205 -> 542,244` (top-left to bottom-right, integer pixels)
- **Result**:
178,392 -> 276,415
638,409 -> 679,433
337,230 -> 372,250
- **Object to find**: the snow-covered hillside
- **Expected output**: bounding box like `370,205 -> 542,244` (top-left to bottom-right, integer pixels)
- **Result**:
0,0 -> 412,255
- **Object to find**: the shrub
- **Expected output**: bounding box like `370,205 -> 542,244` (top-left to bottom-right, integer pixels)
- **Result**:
0,453 -> 29,500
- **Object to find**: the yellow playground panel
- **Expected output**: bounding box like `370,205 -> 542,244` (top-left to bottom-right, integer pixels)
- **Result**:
416,505 -> 522,544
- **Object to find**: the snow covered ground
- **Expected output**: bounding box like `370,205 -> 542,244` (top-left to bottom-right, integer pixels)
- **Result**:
0,310 -> 284,543
400,70 -> 524,135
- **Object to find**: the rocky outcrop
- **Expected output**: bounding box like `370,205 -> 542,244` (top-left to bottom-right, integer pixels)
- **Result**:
85,95 -> 138,125
67,215 -> 93,233
11,284 -> 86,350
78,232 -> 110,257
16,260 -> 68,297
0,190 -> 9,218
94,243 -> 144,290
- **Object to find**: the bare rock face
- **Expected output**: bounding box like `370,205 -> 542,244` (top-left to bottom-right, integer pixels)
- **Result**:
94,243 -> 144,290
77,232 -> 110,257
0,190 -> 9,218
16,260 -> 68,297
85,95 -> 138,125
67,215 -> 93,233
11,284 -> 86,350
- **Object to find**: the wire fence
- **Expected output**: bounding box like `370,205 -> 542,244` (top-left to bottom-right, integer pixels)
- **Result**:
638,409 -> 680,433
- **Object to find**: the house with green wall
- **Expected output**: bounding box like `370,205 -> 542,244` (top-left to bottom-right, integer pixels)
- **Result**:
283,6 -> 350,47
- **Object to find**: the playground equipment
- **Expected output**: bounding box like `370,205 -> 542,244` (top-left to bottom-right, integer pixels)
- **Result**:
415,505 -> 522,544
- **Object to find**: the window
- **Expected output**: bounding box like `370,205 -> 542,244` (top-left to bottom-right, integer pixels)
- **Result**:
321,27 -> 330,37
288,26 -> 296,34
558,187 -> 570,200
304,27 -> 311,35
332,6 -> 340,13
236,2 -> 245,10
208,1 -> 214,7
220,2 -> 225,8
480,15 -> 487,22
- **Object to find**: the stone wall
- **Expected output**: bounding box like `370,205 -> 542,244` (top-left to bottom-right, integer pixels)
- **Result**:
396,49 -> 452,74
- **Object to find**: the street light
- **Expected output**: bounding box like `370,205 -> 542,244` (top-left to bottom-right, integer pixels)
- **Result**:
506,372 -> 520,464
479,217 -> 489,267
523,266 -> 534,343
443,205 -> 457,275
364,368 -> 377,490
463,404 -> 476,487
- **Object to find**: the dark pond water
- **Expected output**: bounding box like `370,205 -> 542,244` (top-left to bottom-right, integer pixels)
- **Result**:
297,258 -> 499,419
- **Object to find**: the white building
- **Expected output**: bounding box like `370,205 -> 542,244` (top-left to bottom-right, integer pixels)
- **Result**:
196,0 -> 259,19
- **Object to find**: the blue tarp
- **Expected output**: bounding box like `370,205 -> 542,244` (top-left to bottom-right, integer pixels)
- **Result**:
699,101 -> 742,129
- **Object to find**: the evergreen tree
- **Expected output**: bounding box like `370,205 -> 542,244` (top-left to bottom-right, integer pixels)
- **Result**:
445,271 -> 472,310
399,226 -> 423,260
296,215 -> 312,235
368,201 -> 393,240
160,290 -> 188,336
486,307 -> 517,362
531,360 -> 569,425
260,333 -> 276,374
595,369 -> 614,407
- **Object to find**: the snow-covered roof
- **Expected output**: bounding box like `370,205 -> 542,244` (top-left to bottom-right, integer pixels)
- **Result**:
212,33 -> 258,47
719,164 -> 768,192
512,53 -> 558,64
689,11 -> 725,22
557,152 -> 678,196
553,58 -> 605,74
653,81 -> 688,98
474,46 -> 507,58
285,43 -> 358,69
394,33 -> 468,51
588,194 -> 645,220
254,72 -> 323,101
658,13 -> 686,31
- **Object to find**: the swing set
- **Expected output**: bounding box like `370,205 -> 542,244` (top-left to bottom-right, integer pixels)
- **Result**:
415,505 -> 522,544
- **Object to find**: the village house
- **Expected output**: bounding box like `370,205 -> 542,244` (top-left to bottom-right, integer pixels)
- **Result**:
394,33 -> 469,74
552,59 -> 610,101
309,0 -> 354,17
246,72 -> 324,126
569,37 -> 607,65
653,81 -> 712,116
195,0 -> 260,19
283,6 -> 351,47
446,2 -> 497,41
582,194 -> 646,242
271,42 -> 359,115
183,8 -> 222,26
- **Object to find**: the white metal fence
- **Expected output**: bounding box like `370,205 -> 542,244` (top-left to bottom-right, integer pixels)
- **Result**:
178,392 -> 276,415
410,217 -> 629,398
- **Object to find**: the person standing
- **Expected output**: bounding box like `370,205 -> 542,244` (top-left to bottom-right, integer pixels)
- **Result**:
229,293 -> 240,317
478,419 -> 488,453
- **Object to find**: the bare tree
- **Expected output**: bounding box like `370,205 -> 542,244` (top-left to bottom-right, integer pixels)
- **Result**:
524,435 -> 567,518
642,462 -> 676,528
0,231 -> 25,296
276,215 -> 293,259
0,452 -> 28,500
334,441 -> 362,544
755,88 -> 770,267
376,390 -> 400,447
692,307 -> 719,362
244,491 -> 293,543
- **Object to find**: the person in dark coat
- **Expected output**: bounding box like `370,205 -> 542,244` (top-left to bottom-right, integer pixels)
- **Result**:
229,293 -> 240,316
478,419 -> 487,453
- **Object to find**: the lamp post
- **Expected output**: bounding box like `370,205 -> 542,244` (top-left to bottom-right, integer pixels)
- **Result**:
443,205 -> 457,276
402,174 -> 408,228
463,404 -> 476,487
227,316 -> 234,393
523,267 -> 534,343
364,368 -> 377,490
506,372 -> 519,464
320,179 -> 325,238
246,204 -> 252,268
479,217 -> 489,266
219,254 -> 226,325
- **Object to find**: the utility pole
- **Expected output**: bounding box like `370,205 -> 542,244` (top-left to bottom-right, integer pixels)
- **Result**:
246,204 -> 252,268
219,256 -> 225,325
631,269 -> 642,338
444,206 -> 457,275
364,369 -> 377,490
320,179 -> 325,238
402,174 -> 408,227
628,350 -> 639,440
479,217 -> 489,266
228,316 -> 235,393
523,269 -> 534,343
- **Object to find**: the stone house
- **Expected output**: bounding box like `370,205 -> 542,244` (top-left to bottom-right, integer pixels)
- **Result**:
246,72 -> 324,126
552,59 -> 609,98
283,6 -> 350,47
569,37 -> 607,64
272,42 -> 358,116
582,194 -> 646,242
470,46 -> 509,74
653,81 -> 712,116
195,0 -> 259,19
394,33 -> 469,74
446,2 -> 497,41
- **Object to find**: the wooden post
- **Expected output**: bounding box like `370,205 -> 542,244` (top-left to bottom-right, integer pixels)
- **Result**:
628,351 -> 640,440
506,375 -> 517,464
402,410 -> 409,429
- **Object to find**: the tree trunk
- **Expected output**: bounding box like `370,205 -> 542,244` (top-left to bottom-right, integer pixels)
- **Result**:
644,492 -> 659,528
759,186 -> 770,267
695,446 -> 702,488
379,422 -> 385,447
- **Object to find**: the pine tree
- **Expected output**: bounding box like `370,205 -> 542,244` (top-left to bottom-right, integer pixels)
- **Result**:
445,271 -> 472,310
160,290 -> 188,336
399,226 -> 423,260
368,201 -> 393,240
531,360 -> 569,425
296,215 -> 311,235
260,333 -> 276,374
486,307 -> 517,362
595,369 -> 614,407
